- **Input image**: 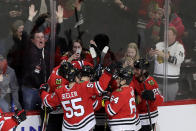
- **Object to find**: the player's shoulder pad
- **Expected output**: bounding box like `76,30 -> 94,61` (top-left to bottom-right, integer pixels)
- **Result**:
115,88 -> 122,92
78,80 -> 85,83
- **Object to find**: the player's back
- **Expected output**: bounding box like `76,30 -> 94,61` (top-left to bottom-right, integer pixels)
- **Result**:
55,82 -> 96,131
47,65 -> 69,93
105,86 -> 141,131
108,86 -> 137,119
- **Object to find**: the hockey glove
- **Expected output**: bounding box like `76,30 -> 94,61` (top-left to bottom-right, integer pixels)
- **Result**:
102,91 -> 111,107
12,109 -> 26,125
105,63 -> 117,75
93,64 -> 103,81
102,91 -> 111,101
40,83 -> 50,92
141,90 -> 155,101
112,70 -> 119,79
105,61 -> 122,75
42,106 -> 54,113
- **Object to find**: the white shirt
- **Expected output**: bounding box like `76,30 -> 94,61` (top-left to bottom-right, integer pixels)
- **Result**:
153,41 -> 185,79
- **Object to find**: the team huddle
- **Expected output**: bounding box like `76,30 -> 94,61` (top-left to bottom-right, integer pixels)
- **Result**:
0,58 -> 163,131
39,58 -> 163,131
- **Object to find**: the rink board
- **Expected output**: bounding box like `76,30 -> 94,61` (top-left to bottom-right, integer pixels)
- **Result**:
5,99 -> 196,131
157,99 -> 196,131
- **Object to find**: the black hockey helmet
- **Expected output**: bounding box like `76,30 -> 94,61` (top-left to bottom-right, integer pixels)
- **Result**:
66,65 -> 79,82
66,69 -> 78,82
59,61 -> 73,78
117,66 -> 133,85
81,65 -> 94,77
134,58 -> 150,69
134,58 -> 150,78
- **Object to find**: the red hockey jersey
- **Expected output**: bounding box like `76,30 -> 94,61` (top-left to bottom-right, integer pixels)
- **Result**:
71,60 -> 93,69
48,60 -> 93,93
130,75 -> 164,125
92,96 -> 102,112
60,51 -> 94,65
0,109 -> 18,131
105,86 -> 141,131
41,71 -> 112,131
47,65 -> 69,93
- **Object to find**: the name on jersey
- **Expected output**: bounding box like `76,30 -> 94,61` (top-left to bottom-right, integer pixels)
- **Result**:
62,91 -> 78,99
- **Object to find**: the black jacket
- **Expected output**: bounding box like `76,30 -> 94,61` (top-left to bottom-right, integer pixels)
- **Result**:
22,43 -> 50,88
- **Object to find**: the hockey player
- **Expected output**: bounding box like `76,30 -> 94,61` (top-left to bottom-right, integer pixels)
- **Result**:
103,67 -> 141,131
45,61 -> 94,131
0,108 -> 26,131
40,62 -> 117,131
130,59 -> 164,131
79,65 -> 103,112
47,62 -> 70,93
47,60 -> 93,93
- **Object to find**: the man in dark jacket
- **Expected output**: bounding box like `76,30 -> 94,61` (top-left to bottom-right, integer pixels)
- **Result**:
22,31 -> 50,110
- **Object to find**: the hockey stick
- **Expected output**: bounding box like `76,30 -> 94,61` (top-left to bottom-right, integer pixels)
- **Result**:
97,46 -> 109,79
100,46 -> 109,65
100,46 -> 110,131
89,46 -> 97,67
41,106 -> 50,131
143,83 -> 154,131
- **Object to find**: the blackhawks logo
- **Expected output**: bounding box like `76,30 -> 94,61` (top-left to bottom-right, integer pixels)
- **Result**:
148,80 -> 155,85
56,78 -> 62,85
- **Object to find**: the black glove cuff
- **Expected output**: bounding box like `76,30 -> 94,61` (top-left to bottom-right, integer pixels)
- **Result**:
142,90 -> 155,101
12,115 -> 21,125
105,67 -> 112,74
90,44 -> 97,49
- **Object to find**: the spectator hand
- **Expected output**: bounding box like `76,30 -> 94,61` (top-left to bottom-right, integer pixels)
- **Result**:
28,4 -> 37,21
90,40 -> 97,47
12,109 -> 26,125
141,90 -> 155,101
148,48 -> 156,57
67,53 -> 80,62
40,83 -> 50,92
56,5 -> 64,23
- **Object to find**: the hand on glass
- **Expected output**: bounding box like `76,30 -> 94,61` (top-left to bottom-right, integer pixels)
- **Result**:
28,4 -> 37,21
56,5 -> 64,23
